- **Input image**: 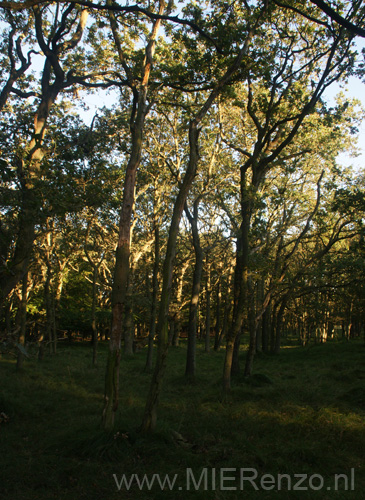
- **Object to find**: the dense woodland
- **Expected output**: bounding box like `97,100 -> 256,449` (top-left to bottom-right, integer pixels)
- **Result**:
0,0 -> 365,434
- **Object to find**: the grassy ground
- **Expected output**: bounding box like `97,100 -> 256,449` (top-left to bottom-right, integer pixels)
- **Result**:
0,337 -> 364,499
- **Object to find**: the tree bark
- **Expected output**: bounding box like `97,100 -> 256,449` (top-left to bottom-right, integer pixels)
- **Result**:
215,270 -> 233,351
205,256 -> 211,353
185,202 -> 203,379
213,276 -> 221,351
16,270 -> 28,370
102,3 -> 165,430
91,266 -> 98,366
145,220 -> 160,371
261,302 -> 271,353
231,329 -> 241,376
274,299 -> 287,354
223,171 -> 251,391
244,286 -> 258,376
140,120 -> 201,432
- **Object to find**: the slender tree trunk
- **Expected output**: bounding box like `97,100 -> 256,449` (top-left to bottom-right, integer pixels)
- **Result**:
16,271 -> 28,371
270,303 -> 278,352
50,296 -> 57,355
243,278 -> 257,375
256,279 -> 264,353
123,266 -> 135,357
123,301 -> 135,356
145,222 -> 160,371
214,277 -> 221,351
91,266 -> 98,366
274,299 -> 287,354
261,302 -> 271,353
44,264 -> 53,354
140,121 -> 201,432
215,271 -> 232,351
223,173 -> 251,391
172,261 -> 189,347
103,141 -> 141,429
231,329 -> 241,376
205,256 -> 211,353
185,204 -> 203,379
244,289 -> 258,376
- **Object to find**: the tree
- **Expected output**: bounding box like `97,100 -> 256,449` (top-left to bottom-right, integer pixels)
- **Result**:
219,5 -> 360,390
140,3 -> 268,432
0,2 -> 116,305
102,0 -> 168,430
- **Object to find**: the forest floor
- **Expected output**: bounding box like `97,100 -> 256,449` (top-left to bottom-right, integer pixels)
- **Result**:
0,336 -> 364,499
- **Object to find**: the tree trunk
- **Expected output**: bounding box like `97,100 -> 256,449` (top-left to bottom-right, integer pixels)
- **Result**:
231,330 -> 241,376
274,299 -> 287,354
140,121 -> 201,432
16,271 -> 28,370
123,267 -> 135,357
205,256 -> 211,353
185,203 -> 203,379
145,222 -> 160,371
244,279 -> 258,376
91,266 -> 98,366
140,25 -> 259,430
256,280 -> 264,353
223,172 -> 251,391
214,277 -> 221,351
123,301 -> 135,356
270,303 -> 278,352
102,2 -> 165,431
0,33 -> 88,304
244,291 -> 258,376
215,272 -> 232,351
261,302 -> 271,353
44,264 -> 53,354
172,261 -> 189,348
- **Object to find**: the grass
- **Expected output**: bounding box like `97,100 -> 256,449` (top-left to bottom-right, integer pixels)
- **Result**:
0,337 -> 364,499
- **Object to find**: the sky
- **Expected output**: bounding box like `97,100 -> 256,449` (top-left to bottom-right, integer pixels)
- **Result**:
322,36 -> 365,173
323,62 -> 365,172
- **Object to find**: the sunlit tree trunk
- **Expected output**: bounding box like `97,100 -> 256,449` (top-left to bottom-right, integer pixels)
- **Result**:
205,255 -> 211,353
171,260 -> 189,347
102,2 -> 165,430
214,275 -> 221,351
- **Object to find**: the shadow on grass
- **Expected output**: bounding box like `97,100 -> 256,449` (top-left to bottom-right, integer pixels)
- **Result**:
0,339 -> 364,499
